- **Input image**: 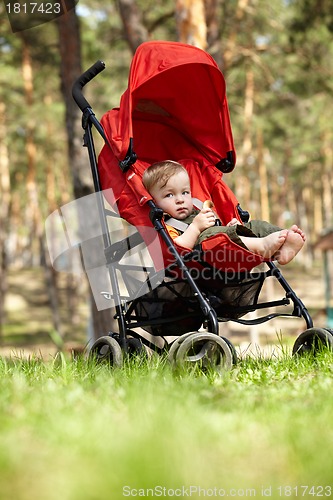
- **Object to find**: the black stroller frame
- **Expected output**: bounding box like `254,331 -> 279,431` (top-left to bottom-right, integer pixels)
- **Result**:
71,60 -> 333,367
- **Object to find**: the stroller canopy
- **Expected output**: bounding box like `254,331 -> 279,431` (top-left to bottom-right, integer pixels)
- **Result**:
98,41 -> 264,272
101,41 -> 236,171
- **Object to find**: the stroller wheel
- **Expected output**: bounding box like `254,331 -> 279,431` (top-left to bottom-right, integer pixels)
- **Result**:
89,335 -> 123,367
292,327 -> 333,356
220,336 -> 238,365
175,332 -> 234,372
127,337 -> 147,357
167,332 -> 201,365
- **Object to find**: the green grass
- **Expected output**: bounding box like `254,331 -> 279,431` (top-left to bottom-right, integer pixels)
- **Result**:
0,351 -> 333,500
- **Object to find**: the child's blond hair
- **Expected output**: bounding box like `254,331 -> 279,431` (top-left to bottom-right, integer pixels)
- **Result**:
142,160 -> 188,193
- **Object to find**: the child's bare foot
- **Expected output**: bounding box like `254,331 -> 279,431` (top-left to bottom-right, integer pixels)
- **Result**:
227,218 -> 241,227
275,230 -> 305,265
289,224 -> 306,242
241,230 -> 288,259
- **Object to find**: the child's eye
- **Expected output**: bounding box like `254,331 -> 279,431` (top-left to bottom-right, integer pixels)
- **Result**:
182,191 -> 190,195
165,193 -> 173,198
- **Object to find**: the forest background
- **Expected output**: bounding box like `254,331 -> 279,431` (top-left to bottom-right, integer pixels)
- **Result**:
0,0 -> 332,352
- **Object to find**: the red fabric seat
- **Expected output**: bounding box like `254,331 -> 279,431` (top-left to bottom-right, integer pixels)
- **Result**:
98,41 -> 264,273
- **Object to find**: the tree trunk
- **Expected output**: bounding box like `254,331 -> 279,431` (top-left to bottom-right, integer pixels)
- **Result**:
176,0 -> 207,49
223,0 -> 249,70
321,131 -> 333,229
0,101 -> 11,340
257,128 -> 270,221
205,0 -> 219,46
42,93 -> 65,344
56,5 -> 92,198
204,0 -> 221,63
117,0 -> 149,53
20,35 -> 43,267
56,2 -> 116,342
237,68 -> 254,211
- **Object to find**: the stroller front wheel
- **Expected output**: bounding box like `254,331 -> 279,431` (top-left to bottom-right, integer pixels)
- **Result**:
292,327 -> 333,356
175,332 -> 234,372
167,331 -> 201,365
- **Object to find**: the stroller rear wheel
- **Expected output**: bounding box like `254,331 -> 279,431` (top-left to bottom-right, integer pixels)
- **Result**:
174,332 -> 234,372
89,335 -> 123,367
127,337 -> 147,357
292,327 -> 333,356
220,336 -> 238,365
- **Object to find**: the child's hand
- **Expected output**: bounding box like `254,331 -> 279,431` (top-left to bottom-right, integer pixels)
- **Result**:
192,208 -> 216,233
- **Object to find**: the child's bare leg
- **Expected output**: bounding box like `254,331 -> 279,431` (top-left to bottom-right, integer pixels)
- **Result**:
239,230 -> 288,259
275,231 -> 305,265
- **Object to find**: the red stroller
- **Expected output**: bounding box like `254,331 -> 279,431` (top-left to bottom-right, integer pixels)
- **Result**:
71,41 -> 333,369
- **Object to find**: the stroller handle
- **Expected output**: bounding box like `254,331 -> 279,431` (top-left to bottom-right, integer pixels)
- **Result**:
72,60 -> 106,111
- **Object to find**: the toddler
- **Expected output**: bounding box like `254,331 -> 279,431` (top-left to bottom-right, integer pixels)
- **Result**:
142,160 -> 305,264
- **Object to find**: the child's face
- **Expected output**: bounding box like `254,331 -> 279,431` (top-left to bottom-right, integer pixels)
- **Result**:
150,171 -> 193,219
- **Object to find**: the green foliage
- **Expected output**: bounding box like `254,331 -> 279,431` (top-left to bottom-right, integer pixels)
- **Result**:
1,0 -> 333,271
0,5 -> 68,218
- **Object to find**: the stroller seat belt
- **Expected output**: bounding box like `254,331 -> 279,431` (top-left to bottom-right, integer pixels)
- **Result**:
192,198 -> 204,210
165,217 -> 189,233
